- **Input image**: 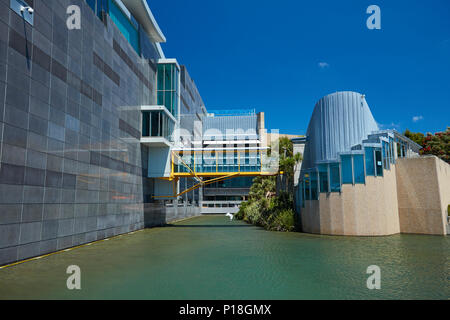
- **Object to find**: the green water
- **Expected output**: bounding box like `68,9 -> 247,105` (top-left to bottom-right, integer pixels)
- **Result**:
0,215 -> 448,299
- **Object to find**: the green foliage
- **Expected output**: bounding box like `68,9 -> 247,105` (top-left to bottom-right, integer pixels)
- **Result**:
404,129 -> 425,146
273,209 -> 296,232
404,127 -> 450,164
235,137 -> 303,232
235,176 -> 297,232
277,137 -> 303,193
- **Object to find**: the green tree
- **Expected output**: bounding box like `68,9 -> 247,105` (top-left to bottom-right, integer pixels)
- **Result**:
278,137 -> 303,193
404,129 -> 425,146
404,127 -> 450,164
235,137 -> 302,232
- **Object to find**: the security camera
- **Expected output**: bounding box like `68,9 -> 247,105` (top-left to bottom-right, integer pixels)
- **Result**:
20,6 -> 34,14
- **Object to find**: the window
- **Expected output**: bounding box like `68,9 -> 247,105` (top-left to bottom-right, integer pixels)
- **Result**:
108,0 -> 140,54
365,147 -> 375,176
341,155 -> 353,184
157,64 -> 179,118
142,111 -> 150,136
329,163 -> 341,192
318,164 -> 329,193
382,141 -> 390,170
390,138 -> 396,164
141,111 -> 174,141
310,171 -> 318,200
304,175 -> 310,201
375,148 -> 383,176
353,154 -> 365,184
96,0 -> 108,18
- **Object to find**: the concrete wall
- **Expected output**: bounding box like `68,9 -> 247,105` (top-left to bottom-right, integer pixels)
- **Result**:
144,202 -> 201,227
301,165 -> 400,236
396,156 -> 450,235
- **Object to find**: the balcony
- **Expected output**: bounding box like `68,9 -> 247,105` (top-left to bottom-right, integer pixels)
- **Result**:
140,105 -> 176,147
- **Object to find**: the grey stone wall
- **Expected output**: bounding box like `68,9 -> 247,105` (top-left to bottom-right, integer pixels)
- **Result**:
0,0 -> 156,265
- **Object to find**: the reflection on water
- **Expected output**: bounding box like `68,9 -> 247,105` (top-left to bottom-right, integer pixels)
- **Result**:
0,215 -> 448,299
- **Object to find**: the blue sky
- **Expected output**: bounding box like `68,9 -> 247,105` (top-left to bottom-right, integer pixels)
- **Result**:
148,0 -> 450,135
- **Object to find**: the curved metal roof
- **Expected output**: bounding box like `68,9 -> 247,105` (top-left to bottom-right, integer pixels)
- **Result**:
302,91 -> 379,170
122,0 -> 166,43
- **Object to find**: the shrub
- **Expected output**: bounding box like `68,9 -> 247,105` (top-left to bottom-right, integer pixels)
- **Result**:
272,208 -> 296,232
235,188 -> 297,232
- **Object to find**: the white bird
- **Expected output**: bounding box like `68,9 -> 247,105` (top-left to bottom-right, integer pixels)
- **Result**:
225,212 -> 234,220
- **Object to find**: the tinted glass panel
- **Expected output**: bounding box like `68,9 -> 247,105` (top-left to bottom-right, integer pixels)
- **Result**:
151,111 -> 159,136
318,164 -> 328,193
353,154 -> 365,184
310,171 -> 318,200
330,163 -> 341,192
142,111 -> 149,136
341,155 -> 353,184
108,0 -> 140,53
304,177 -> 310,201
365,147 -> 375,176
375,149 -> 383,176
157,65 -> 164,90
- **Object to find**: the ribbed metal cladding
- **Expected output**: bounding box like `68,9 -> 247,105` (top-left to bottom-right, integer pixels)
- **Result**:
203,115 -> 258,139
302,91 -> 379,170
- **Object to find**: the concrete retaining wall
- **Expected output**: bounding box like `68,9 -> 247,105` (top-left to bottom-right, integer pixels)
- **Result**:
302,165 -> 400,236
396,156 -> 450,235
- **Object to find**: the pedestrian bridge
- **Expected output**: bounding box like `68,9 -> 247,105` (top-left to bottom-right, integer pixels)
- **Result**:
154,149 -> 278,199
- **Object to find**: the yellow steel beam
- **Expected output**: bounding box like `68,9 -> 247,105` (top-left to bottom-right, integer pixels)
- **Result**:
171,172 -> 276,177
153,172 -> 240,199
172,151 -> 201,183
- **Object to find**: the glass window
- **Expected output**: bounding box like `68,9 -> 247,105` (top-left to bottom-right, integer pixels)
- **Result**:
142,111 -> 150,136
341,155 -> 353,184
96,0 -> 108,18
157,65 -> 165,90
304,175 -> 310,201
353,154 -> 365,184
382,141 -> 390,170
390,138 -> 395,164
108,0 -> 140,54
164,64 -> 172,90
375,148 -> 383,176
152,111 -> 158,136
365,147 -> 375,176
318,164 -> 328,193
330,163 -> 341,192
310,171 -> 318,200
157,63 -> 178,118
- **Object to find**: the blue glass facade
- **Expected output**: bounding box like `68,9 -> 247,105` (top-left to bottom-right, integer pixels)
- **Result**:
85,0 -> 157,56
157,64 -> 179,118
299,136 -> 398,202
341,155 -> 353,184
318,164 -> 328,193
353,154 -> 365,184
174,151 -> 262,174
108,0 -> 140,53
365,147 -> 375,176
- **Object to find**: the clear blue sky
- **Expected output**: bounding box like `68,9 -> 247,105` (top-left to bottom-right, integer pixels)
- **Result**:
148,0 -> 450,135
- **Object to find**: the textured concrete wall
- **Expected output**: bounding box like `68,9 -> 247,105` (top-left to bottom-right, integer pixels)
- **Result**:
396,156 -> 449,235
0,0 -> 157,265
144,202 -> 201,227
301,165 -> 400,236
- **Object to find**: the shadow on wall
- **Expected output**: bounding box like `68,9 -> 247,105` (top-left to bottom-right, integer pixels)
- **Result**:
141,145 -> 167,227
144,203 -> 167,227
